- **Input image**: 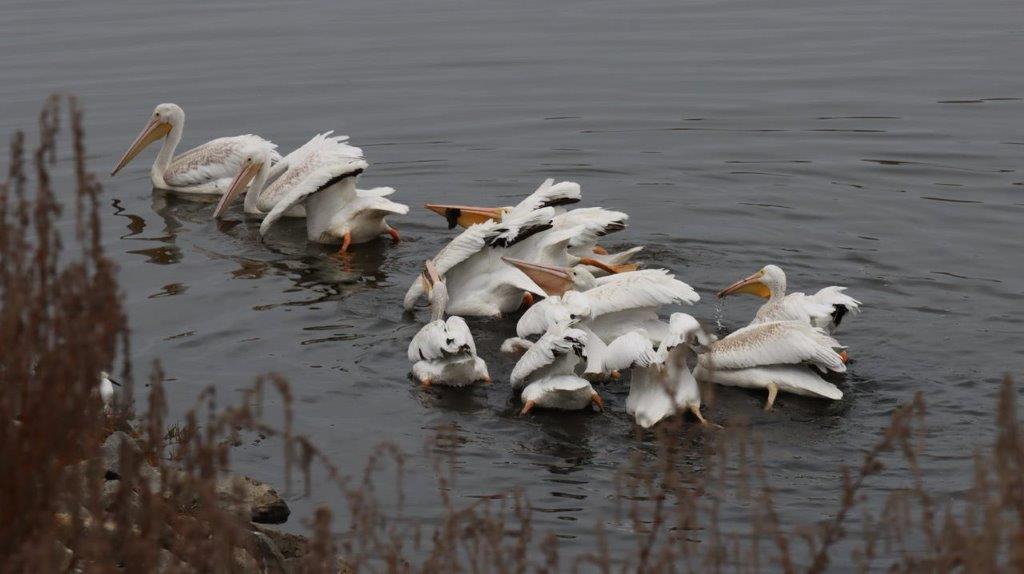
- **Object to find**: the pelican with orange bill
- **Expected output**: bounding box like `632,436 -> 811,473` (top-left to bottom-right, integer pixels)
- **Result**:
111,103 -> 281,195
717,265 -> 860,334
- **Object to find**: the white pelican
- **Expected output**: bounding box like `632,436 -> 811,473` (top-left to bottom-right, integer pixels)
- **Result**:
693,321 -> 846,410
504,259 -> 700,376
511,325 -> 602,415
407,261 -> 490,387
110,103 -> 282,195
250,133 -> 408,251
603,314 -> 713,428
425,179 -> 642,274
403,205 -> 618,317
717,265 -> 861,333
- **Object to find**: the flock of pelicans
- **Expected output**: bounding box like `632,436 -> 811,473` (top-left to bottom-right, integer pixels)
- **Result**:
109,103 -> 862,428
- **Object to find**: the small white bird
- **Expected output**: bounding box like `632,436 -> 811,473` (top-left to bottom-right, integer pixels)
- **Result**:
407,261 -> 490,387
693,320 -> 846,410
111,103 -> 282,195
604,314 -> 713,428
510,325 -> 602,415
504,259 -> 700,377
98,371 -> 121,411
717,265 -> 861,333
249,133 -> 408,251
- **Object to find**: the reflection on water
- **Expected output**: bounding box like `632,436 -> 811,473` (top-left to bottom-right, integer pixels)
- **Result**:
4,0 -> 1024,565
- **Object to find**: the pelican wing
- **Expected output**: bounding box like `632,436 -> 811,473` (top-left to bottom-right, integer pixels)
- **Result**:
507,179 -> 582,218
585,269 -> 700,318
510,327 -> 587,388
484,207 -> 556,248
516,295 -> 573,338
356,196 -> 410,219
808,286 -> 861,329
165,135 -> 281,187
603,331 -> 661,372
408,317 -> 476,363
431,221 -> 501,275
259,133 -> 367,235
554,207 -> 628,249
445,316 -> 477,356
701,321 -> 845,373
408,320 -> 449,362
359,186 -> 397,198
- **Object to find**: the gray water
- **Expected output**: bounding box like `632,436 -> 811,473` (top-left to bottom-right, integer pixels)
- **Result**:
4,0 -> 1024,568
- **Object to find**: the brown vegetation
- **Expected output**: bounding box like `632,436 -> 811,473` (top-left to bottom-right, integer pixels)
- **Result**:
1,96 -> 1020,572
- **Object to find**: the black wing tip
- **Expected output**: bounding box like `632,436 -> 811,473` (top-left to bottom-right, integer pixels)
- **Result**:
314,167 -> 365,194
486,222 -> 555,248
598,220 -> 628,236
540,196 -> 582,209
831,305 -> 849,327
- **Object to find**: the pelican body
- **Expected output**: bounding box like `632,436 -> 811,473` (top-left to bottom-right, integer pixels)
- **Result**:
693,320 -> 846,410
718,265 -> 861,333
511,325 -> 603,415
407,261 -> 490,387
111,103 -> 281,195
604,314 -> 712,428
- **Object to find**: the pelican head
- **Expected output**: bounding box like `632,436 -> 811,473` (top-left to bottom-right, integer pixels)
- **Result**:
213,143 -> 276,218
716,264 -> 786,299
111,103 -> 183,176
501,257 -> 620,296
423,204 -> 509,229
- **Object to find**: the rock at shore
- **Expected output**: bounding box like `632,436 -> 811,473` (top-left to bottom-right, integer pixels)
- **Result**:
216,475 -> 291,524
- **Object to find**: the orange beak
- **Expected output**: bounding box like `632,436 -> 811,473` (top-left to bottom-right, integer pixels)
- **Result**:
111,116 -> 172,176
424,204 -> 505,229
213,161 -> 262,219
717,271 -> 771,299
577,256 -> 624,275
502,257 -> 574,296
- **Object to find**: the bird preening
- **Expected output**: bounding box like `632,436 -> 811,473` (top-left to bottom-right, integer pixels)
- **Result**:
110,102 -> 862,430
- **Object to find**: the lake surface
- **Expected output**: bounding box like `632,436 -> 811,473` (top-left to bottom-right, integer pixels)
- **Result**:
4,0 -> 1023,567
